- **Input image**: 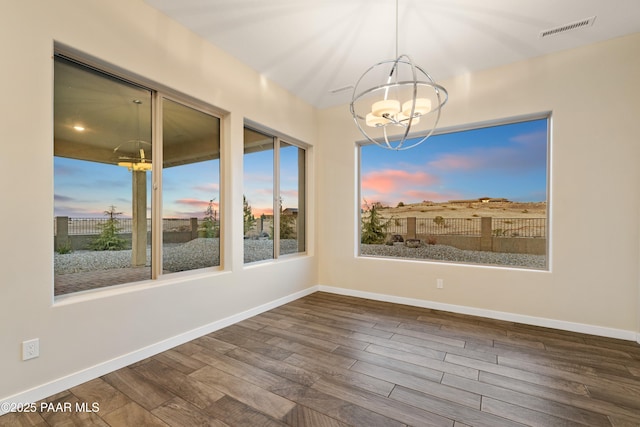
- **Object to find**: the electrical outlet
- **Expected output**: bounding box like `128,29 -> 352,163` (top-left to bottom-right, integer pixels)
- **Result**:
22,339 -> 39,360
437,278 -> 444,289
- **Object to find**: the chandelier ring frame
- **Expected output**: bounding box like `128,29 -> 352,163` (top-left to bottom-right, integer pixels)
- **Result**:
350,54 -> 448,150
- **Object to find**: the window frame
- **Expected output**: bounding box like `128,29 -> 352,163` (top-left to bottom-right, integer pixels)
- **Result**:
155,94 -> 223,277
53,46 -> 226,297
243,120 -> 309,263
357,112 -> 551,271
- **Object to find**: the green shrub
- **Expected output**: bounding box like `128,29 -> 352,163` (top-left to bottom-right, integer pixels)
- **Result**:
56,239 -> 73,254
202,198 -> 219,238
243,195 -> 256,235
361,201 -> 390,244
90,206 -> 127,251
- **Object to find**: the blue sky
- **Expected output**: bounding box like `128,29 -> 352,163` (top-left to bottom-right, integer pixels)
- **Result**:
243,144 -> 301,217
361,118 -> 548,207
55,119 -> 545,218
55,145 -> 300,219
54,158 -> 220,219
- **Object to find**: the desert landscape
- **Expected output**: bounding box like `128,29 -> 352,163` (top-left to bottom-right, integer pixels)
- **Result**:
373,198 -> 546,220
359,198 -> 548,269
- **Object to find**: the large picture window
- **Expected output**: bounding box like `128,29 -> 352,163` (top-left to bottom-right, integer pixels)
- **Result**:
243,126 -> 306,263
359,116 -> 549,270
53,55 -> 221,296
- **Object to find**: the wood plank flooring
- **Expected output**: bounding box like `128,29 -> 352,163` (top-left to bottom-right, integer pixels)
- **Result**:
2,292 -> 640,426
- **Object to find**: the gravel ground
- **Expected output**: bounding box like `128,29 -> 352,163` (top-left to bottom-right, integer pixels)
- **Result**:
55,238 -> 545,274
55,238 -> 301,274
361,243 -> 546,269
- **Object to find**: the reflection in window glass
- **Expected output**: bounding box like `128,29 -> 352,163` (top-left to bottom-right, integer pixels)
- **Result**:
279,142 -> 305,256
162,99 -> 221,273
359,117 -> 548,270
54,56 -> 153,295
243,128 -> 274,263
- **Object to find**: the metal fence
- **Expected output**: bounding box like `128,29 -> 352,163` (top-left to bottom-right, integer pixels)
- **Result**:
57,216 -> 545,238
55,217 -> 204,235
384,217 -> 545,238
385,218 -> 408,235
489,217 -> 546,238
417,217 -> 482,236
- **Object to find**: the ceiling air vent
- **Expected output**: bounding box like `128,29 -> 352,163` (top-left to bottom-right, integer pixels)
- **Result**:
539,16 -> 596,38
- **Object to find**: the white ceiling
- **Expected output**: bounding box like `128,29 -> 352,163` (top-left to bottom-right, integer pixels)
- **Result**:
145,0 -> 640,109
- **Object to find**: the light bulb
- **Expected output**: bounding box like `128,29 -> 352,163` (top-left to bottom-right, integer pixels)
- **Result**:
366,113 -> 388,127
402,98 -> 431,117
371,99 -> 401,117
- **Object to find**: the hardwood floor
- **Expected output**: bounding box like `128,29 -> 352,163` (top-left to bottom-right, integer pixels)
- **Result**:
2,292 -> 640,426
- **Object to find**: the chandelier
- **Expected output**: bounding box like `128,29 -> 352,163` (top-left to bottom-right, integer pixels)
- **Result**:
114,99 -> 152,172
350,0 -> 448,150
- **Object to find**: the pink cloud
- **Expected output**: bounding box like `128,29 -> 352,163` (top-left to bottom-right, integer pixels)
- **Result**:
361,189 -> 462,208
192,183 -> 220,193
249,188 -> 275,197
362,169 -> 438,194
175,198 -> 219,210
428,154 -> 478,170
403,190 -> 461,203
280,189 -> 299,200
252,207 -> 274,217
428,131 -> 546,173
512,130 -> 547,145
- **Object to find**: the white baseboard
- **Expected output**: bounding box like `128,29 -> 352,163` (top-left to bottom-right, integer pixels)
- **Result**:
0,286 -> 319,414
318,285 -> 639,342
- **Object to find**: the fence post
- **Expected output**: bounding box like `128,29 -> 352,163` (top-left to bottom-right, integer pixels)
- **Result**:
480,217 -> 492,251
406,217 -> 416,240
55,216 -> 69,250
190,218 -> 198,240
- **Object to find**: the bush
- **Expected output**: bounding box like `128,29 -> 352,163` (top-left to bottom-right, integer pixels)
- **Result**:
56,239 -> 73,254
243,195 -> 256,235
90,206 -> 127,251
269,198 -> 296,240
202,198 -> 219,238
361,201 -> 390,244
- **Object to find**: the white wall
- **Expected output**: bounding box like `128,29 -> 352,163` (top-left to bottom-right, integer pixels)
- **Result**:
0,0 -> 317,402
317,33 -> 640,339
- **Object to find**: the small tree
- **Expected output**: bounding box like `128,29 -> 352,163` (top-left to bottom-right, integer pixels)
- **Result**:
90,205 -> 127,251
202,198 -> 218,238
279,203 -> 296,240
243,195 -> 256,235
269,198 -> 296,240
361,200 -> 390,244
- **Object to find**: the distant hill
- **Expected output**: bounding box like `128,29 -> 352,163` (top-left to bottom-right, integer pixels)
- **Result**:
377,200 -> 546,219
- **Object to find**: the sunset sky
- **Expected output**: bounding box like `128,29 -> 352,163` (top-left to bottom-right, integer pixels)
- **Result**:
54,143 -> 300,219
361,118 -> 548,207
54,158 -> 221,219
54,118 -> 546,219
